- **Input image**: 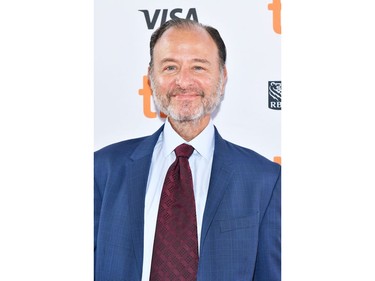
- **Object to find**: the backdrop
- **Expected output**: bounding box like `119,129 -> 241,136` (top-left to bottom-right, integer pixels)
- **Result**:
94,0 -> 281,162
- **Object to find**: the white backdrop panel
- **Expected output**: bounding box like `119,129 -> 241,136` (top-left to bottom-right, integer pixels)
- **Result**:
95,0 -> 281,161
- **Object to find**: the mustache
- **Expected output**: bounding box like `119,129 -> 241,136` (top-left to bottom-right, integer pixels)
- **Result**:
168,87 -> 204,97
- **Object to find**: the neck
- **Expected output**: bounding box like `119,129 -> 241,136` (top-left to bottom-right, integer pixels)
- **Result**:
168,115 -> 210,142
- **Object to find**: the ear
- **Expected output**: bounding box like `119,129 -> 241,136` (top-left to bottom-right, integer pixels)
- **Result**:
221,65 -> 228,91
147,66 -> 152,88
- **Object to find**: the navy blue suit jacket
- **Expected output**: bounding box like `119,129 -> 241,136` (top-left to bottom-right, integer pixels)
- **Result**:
94,126 -> 281,280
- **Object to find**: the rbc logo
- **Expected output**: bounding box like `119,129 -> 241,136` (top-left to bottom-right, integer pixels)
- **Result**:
268,81 -> 281,110
139,8 -> 199,29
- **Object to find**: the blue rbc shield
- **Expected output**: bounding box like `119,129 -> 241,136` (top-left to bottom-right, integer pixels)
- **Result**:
268,81 -> 282,110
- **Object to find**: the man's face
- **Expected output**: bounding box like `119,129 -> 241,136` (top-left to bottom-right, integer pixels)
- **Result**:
149,26 -> 227,123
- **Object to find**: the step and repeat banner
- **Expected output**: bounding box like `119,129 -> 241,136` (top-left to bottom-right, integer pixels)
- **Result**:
95,0 -> 281,162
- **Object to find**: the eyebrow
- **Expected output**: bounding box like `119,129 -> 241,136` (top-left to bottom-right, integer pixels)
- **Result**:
159,58 -> 211,65
191,58 -> 211,65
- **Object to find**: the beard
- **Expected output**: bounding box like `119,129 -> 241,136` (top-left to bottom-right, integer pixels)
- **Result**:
149,73 -> 225,123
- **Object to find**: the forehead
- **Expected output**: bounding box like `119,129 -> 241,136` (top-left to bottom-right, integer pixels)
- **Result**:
153,26 -> 219,63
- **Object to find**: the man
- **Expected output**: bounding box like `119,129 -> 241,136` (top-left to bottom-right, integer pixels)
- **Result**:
95,19 -> 281,281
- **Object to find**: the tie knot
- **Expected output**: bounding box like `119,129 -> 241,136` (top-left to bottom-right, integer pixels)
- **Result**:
174,143 -> 194,159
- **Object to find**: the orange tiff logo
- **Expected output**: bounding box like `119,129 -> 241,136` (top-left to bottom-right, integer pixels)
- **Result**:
268,0 -> 281,34
138,75 -> 166,118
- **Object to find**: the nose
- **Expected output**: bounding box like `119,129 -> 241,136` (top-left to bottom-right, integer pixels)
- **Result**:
175,67 -> 193,88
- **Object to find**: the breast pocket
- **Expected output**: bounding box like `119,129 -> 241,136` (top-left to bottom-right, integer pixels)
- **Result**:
219,212 -> 259,233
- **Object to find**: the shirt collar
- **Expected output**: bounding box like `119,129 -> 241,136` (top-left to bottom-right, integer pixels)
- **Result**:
161,118 -> 215,160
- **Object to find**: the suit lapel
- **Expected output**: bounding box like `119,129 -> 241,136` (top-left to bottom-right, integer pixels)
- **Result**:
126,126 -> 164,275
200,129 -> 234,253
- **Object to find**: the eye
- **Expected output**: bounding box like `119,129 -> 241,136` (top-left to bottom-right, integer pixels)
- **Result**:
164,65 -> 177,72
193,65 -> 205,72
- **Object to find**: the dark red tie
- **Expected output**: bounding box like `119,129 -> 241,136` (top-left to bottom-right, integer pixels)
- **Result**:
150,143 -> 199,281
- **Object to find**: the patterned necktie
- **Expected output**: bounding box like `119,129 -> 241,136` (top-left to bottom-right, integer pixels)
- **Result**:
150,143 -> 199,281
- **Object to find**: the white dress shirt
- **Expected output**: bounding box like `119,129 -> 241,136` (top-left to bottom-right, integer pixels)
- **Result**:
141,118 -> 215,281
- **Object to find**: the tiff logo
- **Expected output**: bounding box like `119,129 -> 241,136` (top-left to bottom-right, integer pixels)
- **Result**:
268,81 -> 281,110
268,0 -> 281,34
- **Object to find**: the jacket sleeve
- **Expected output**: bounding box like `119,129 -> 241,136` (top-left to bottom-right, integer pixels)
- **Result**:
253,168 -> 281,281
